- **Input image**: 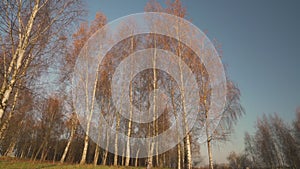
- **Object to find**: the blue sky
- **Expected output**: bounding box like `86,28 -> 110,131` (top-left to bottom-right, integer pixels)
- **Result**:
85,0 -> 300,164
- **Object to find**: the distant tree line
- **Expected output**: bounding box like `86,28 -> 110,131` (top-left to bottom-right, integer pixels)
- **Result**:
226,109 -> 300,169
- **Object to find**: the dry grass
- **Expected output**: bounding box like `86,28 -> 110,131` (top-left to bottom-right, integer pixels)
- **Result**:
0,157 -> 171,169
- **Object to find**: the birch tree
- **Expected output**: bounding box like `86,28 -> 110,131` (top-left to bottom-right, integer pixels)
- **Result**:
248,113 -> 300,168
0,0 -> 83,122
61,12 -> 106,164
60,112 -> 78,163
144,1 -> 192,168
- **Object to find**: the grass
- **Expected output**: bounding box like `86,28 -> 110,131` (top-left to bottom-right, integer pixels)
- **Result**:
0,157 -> 160,169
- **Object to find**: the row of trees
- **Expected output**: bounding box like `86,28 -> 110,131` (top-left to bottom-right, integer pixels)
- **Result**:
226,109 -> 300,169
0,0 -> 243,169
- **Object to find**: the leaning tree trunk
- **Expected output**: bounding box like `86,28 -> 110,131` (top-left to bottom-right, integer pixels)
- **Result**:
0,88 -> 19,140
93,145 -> 100,165
80,58 -> 100,164
0,11 -> 38,122
60,119 -> 76,163
80,128 -> 89,164
5,140 -> 16,156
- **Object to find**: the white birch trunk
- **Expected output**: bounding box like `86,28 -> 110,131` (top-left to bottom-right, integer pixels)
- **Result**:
114,114 -> 120,166
177,144 -> 181,169
175,26 -> 192,169
125,35 -> 135,166
134,148 -> 140,167
207,137 -> 214,169
60,121 -> 75,163
0,0 -> 40,121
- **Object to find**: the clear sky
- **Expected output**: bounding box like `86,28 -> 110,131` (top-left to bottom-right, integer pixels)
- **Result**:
85,0 -> 300,164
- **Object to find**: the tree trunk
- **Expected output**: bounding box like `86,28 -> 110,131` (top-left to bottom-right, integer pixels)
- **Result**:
26,144 -> 32,158
5,141 -> 16,157
114,114 -> 120,166
53,141 -> 58,163
93,145 -> 100,165
33,141 -> 44,161
30,143 -> 38,161
147,142 -> 155,169
93,125 -> 102,165
147,103 -> 153,168
60,122 -> 75,163
102,129 -> 110,165
80,133 -> 89,164
177,144 -> 181,169
125,118 -> 132,166
184,134 -> 192,169
122,146 -> 125,166
41,141 -> 48,161
80,59 -> 100,164
0,88 -> 18,140
181,142 -> 185,167
135,148 -> 140,167
20,149 -> 25,158
0,0 -> 40,121
174,24 -> 193,169
207,137 -> 213,169
125,35 -> 135,167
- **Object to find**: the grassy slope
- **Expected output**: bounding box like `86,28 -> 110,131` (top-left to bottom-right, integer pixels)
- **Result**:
0,157 -> 168,169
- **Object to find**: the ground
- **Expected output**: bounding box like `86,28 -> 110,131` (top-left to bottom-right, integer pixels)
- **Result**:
0,157 -> 169,169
